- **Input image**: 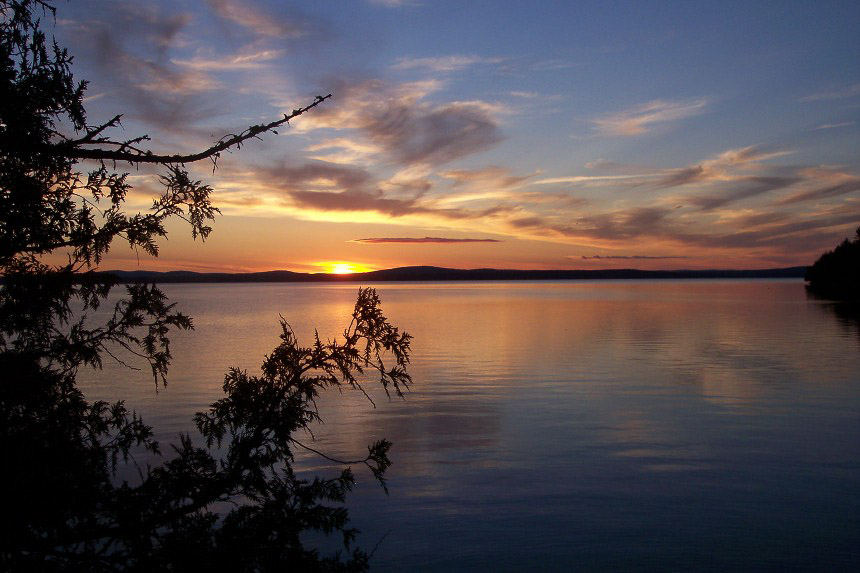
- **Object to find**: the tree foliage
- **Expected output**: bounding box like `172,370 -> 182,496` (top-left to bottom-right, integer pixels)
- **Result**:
805,226 -> 860,301
0,1 -> 411,569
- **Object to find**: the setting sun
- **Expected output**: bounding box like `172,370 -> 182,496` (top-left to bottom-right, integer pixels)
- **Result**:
317,261 -> 373,274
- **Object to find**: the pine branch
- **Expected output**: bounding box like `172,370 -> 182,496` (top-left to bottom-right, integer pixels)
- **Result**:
52,95 -> 332,165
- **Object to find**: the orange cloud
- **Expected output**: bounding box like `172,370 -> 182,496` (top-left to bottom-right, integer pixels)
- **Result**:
352,237 -> 501,244
593,98 -> 709,136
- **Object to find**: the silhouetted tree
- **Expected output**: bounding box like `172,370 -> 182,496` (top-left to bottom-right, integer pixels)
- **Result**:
805,226 -> 860,301
0,1 -> 411,569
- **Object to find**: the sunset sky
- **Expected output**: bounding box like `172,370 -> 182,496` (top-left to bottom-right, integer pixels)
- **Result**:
53,0 -> 860,273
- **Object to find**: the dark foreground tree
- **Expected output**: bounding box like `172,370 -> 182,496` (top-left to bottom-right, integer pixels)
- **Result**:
0,1 -> 411,569
805,226 -> 860,301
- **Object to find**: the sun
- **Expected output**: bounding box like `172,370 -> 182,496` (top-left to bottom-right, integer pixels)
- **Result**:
317,261 -> 373,274
330,263 -> 355,274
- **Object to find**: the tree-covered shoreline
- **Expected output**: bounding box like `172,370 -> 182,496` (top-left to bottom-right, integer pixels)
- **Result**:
805,227 -> 860,301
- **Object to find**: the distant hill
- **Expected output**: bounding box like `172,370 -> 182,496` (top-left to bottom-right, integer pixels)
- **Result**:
99,265 -> 809,284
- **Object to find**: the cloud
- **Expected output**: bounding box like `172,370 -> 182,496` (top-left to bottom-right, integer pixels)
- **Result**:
551,205 -> 859,257
661,147 -> 792,187
441,166 -> 534,189
263,161 -> 374,191
526,207 -> 675,242
71,4 -> 225,130
172,48 -> 285,71
776,168 -> 860,205
577,147 -> 792,189
492,190 -> 860,262
509,216 -> 549,229
430,167 -> 541,206
530,159 -> 668,190
304,137 -> 383,165
677,210 -> 860,251
252,160 -> 499,220
577,255 -> 688,260
368,100 -> 501,165
643,146 -> 803,209
584,159 -> 654,174
206,0 -> 307,39
368,0 -> 417,6
814,121 -> 855,131
292,78 -> 440,129
214,156 -> 531,227
286,189 -> 506,221
535,174 -> 657,185
800,83 -> 860,102
687,176 -> 801,211
531,59 -> 575,72
352,237 -> 501,244
293,79 -> 503,166
288,189 -> 421,216
393,55 -> 503,72
64,1 -> 334,137
707,146 -> 793,167
593,98 -> 709,136
725,211 -> 790,228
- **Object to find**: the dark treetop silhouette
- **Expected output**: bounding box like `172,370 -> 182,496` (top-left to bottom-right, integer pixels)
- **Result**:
0,1 -> 411,569
805,226 -> 860,301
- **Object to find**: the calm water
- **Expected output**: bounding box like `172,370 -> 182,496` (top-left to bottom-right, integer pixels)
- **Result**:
78,280 -> 860,571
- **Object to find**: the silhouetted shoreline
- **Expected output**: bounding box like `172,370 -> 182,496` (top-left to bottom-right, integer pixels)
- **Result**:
95,266 -> 808,284
804,227 -> 860,301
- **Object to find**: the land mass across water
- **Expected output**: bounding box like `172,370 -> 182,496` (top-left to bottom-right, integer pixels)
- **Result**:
100,266 -> 808,283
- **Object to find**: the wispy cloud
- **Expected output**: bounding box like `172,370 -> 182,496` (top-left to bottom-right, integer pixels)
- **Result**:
368,0 -> 417,7
442,166 -> 534,189
633,146 -> 858,211
509,91 -> 540,99
814,121 -> 855,131
581,148 -> 791,186
286,189 -> 507,221
583,159 -> 657,174
172,48 -> 285,71
206,0 -> 307,39
776,168 -> 860,205
593,98 -> 709,136
263,161 -> 373,191
577,255 -> 688,260
535,174 -> 657,185
70,4 -> 224,130
800,83 -> 860,102
352,237 -> 501,244
294,79 -> 503,166
531,59 -> 575,72
247,160 -> 499,221
393,55 -> 503,72
241,140 -> 856,260
687,176 -> 801,211
304,138 -> 383,165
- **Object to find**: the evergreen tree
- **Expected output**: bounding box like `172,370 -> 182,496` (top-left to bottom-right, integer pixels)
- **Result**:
805,227 -> 860,301
0,1 -> 411,569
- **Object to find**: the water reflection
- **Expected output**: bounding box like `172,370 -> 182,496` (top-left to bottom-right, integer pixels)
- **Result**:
77,280 -> 860,570
818,302 -> 860,344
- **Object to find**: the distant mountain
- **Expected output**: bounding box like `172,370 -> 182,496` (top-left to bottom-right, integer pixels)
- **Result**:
99,266 -> 808,284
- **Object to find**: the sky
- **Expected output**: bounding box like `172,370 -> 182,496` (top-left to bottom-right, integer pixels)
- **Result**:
49,0 -> 860,273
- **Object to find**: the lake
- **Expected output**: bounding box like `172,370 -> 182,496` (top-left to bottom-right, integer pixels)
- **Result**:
78,280 -> 860,571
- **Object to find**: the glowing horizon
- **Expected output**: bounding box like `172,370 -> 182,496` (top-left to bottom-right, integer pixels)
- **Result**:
315,261 -> 375,275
